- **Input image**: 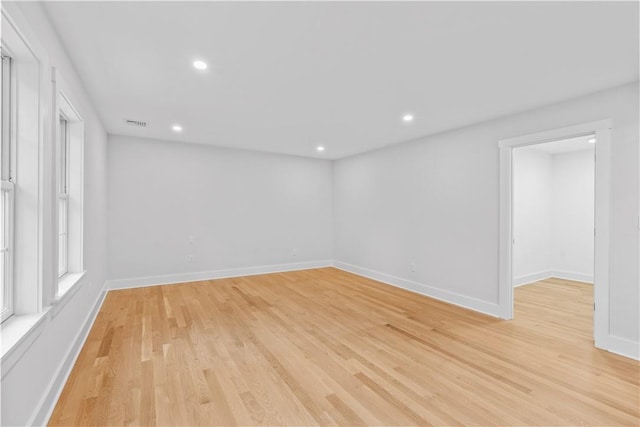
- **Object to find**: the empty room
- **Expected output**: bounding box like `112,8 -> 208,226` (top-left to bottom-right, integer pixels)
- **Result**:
1,1 -> 638,426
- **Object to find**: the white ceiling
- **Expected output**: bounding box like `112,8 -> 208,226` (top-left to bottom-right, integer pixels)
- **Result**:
524,135 -> 596,154
42,1 -> 638,159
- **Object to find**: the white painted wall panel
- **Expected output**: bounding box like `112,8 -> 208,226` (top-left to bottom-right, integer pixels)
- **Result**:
551,150 -> 595,278
107,136 -> 333,281
512,147 -> 595,284
513,148 -> 553,281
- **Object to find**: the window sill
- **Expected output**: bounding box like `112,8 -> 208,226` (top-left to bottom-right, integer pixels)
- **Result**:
1,271 -> 88,377
1,309 -> 49,378
52,270 -> 86,317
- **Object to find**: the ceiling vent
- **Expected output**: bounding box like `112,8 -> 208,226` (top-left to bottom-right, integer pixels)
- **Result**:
124,119 -> 148,127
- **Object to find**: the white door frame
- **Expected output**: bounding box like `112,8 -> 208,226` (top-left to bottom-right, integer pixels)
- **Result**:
498,119 -> 611,350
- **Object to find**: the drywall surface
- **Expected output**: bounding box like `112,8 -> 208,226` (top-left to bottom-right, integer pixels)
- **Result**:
333,82 -> 639,343
551,149 -> 595,279
513,148 -> 553,281
1,2 -> 108,426
107,135 -> 333,282
512,147 -> 595,284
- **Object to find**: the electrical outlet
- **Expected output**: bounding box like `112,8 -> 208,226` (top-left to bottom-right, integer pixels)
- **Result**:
188,235 -> 194,244
187,254 -> 194,263
292,248 -> 297,257
410,262 -> 416,272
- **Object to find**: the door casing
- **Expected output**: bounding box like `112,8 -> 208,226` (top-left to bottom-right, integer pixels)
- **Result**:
498,119 -> 611,350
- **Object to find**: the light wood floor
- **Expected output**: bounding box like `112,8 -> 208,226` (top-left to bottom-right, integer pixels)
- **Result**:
49,269 -> 639,426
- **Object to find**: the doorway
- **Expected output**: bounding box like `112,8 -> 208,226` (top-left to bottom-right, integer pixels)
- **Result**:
512,135 -> 595,341
498,120 -> 611,350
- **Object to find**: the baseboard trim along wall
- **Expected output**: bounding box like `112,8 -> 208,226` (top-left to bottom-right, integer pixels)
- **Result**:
32,285 -> 108,426
606,334 -> 640,360
513,271 -> 554,287
514,270 -> 594,287
333,260 -> 503,318
106,260 -> 333,290
551,270 -> 594,284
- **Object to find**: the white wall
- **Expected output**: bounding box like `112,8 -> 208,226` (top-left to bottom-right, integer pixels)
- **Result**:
513,148 -> 553,282
1,2 -> 108,426
552,149 -> 595,279
512,147 -> 595,284
333,82 -> 639,347
107,135 -> 333,284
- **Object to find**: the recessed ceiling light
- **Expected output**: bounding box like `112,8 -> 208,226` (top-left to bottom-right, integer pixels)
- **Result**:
193,60 -> 208,70
587,137 -> 596,144
402,114 -> 414,123
316,145 -> 325,152
172,124 -> 183,132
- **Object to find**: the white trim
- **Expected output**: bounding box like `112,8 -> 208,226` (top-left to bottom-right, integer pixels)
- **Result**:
1,7 -> 45,316
498,119 -> 612,148
605,335 -> 640,361
498,143 -> 514,319
30,283 -> 107,426
592,126 -> 611,350
0,309 -> 49,377
106,260 -> 333,290
1,180 -> 15,321
499,119 -> 612,350
514,270 -> 594,287
513,271 -> 554,287
550,270 -> 593,284
53,86 -> 85,298
50,270 -> 87,318
1,48 -> 16,323
333,260 -> 501,318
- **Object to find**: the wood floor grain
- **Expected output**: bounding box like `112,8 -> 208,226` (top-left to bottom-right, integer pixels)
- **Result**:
49,268 -> 639,426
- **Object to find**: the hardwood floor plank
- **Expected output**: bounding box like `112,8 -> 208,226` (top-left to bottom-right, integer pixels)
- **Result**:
49,269 -> 639,426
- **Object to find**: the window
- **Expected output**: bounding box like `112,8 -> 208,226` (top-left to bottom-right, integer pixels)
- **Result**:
1,50 -> 14,322
1,10 -> 43,325
58,115 -> 69,278
55,90 -> 84,297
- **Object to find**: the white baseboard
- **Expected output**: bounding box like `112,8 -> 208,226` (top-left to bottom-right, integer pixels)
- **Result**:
551,270 -> 593,284
333,260 -> 502,318
514,270 -> 593,287
30,283 -> 108,426
106,260 -> 333,290
513,271 -> 553,287
605,334 -> 640,360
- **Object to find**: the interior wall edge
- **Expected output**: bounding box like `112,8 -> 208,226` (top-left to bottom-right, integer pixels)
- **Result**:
333,260 -> 502,318
106,260 -> 334,291
30,282 -> 108,426
606,334 -> 640,361
549,270 -> 594,284
513,271 -> 554,287
514,270 -> 594,287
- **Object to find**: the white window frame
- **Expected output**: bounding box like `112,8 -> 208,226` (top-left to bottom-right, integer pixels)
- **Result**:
1,47 -> 16,323
1,182 -> 14,322
0,7 -> 44,333
54,87 -> 84,298
57,114 -> 69,278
